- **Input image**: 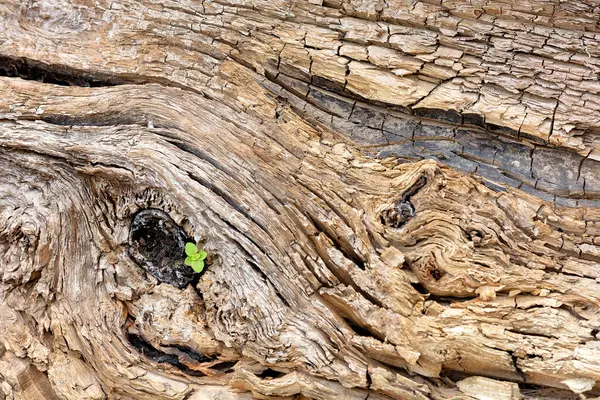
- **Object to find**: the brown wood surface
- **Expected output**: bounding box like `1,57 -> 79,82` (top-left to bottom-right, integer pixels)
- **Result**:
1,1 -> 600,399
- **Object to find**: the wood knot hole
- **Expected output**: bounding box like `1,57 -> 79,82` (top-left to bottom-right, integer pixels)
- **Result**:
128,209 -> 197,289
467,229 -> 484,245
381,201 -> 414,228
381,176 -> 428,228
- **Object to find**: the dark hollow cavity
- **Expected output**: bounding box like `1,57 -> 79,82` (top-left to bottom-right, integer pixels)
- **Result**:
128,209 -> 197,289
162,344 -> 216,363
466,229 -> 485,245
127,333 -> 206,376
256,368 -> 286,379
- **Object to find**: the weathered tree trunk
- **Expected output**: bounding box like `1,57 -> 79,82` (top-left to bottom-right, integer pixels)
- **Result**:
1,1 -> 600,399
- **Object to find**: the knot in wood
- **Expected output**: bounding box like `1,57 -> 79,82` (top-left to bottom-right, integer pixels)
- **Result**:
128,209 -> 196,289
467,229 -> 484,245
381,201 -> 415,228
381,175 -> 428,228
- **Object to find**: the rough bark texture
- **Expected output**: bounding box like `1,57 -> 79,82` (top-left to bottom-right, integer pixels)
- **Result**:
1,1 -> 600,399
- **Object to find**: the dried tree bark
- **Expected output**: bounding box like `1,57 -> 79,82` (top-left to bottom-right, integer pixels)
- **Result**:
1,1 -> 600,399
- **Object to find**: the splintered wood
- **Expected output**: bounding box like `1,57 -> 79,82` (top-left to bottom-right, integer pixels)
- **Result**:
0,1 -> 600,399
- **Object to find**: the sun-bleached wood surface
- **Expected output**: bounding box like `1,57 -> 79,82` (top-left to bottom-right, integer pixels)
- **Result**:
1,1 -> 600,399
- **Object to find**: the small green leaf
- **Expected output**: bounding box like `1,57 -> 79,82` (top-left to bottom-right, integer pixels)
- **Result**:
191,259 -> 204,273
185,256 -> 193,266
185,242 -> 198,256
197,250 -> 208,261
190,252 -> 201,261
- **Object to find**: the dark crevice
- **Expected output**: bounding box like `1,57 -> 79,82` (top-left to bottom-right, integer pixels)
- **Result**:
429,268 -> 444,281
559,303 -> 593,321
402,176 -> 428,201
505,329 -> 556,340
0,54 -> 120,87
256,368 -> 286,379
89,161 -> 134,174
508,350 -> 526,381
341,316 -> 385,342
0,53 -> 208,99
211,361 -> 238,372
426,293 -> 479,304
182,393 -> 195,400
167,139 -> 228,175
343,316 -> 373,337
161,344 -> 216,363
410,275 -> 481,305
410,282 -> 429,295
127,333 -> 206,376
518,383 -> 560,398
4,113 -> 147,128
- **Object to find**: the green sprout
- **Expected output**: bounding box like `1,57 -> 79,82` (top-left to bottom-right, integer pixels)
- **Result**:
184,242 -> 207,273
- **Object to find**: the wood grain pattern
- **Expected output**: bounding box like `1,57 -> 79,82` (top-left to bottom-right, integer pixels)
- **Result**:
0,1 -> 599,399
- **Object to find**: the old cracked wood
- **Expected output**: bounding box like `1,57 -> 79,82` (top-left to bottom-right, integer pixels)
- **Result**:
0,1 -> 600,400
